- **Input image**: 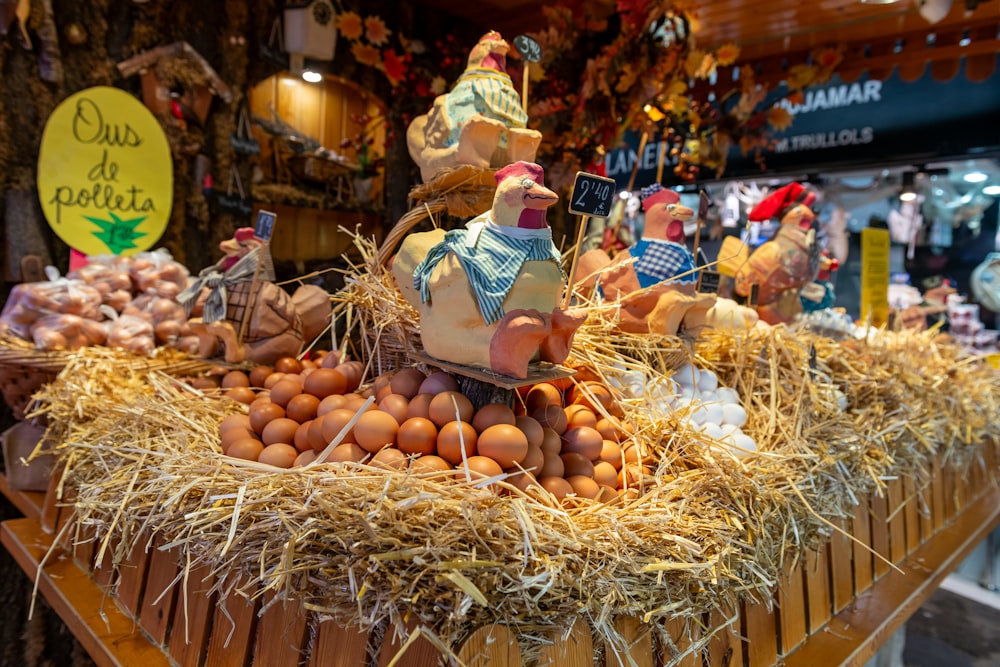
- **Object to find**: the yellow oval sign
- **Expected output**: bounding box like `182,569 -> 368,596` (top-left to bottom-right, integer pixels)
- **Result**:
37,86 -> 173,256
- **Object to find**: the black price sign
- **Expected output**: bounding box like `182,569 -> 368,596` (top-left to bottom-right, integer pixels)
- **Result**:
254,209 -> 277,241
568,171 -> 616,218
513,34 -> 542,62
698,270 -> 721,294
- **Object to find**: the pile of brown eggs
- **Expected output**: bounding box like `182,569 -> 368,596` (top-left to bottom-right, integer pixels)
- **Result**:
215,360 -> 652,503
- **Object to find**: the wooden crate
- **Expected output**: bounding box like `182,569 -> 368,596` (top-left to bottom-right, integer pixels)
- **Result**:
3,440 -> 999,667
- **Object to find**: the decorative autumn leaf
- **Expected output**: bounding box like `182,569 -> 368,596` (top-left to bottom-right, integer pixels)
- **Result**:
786,90 -> 806,106
337,11 -> 363,41
364,15 -> 391,46
666,78 -> 688,98
715,43 -> 740,67
381,49 -> 405,86
739,64 -> 756,92
817,47 -> 843,70
766,105 -> 794,131
351,42 -> 381,67
684,49 -> 707,77
85,212 -> 147,254
786,63 -> 818,90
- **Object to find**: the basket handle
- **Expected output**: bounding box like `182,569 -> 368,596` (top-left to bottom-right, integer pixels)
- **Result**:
376,198 -> 448,268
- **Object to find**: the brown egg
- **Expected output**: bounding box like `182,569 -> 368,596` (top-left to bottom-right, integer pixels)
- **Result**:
567,475 -> 601,500
564,404 -> 598,431
294,421 -> 314,452
525,383 -> 562,414
353,410 -> 399,453
375,384 -> 394,403
263,372 -> 287,389
261,418 -> 299,446
597,486 -> 620,503
410,454 -> 453,476
472,403 -> 516,433
592,461 -> 619,488
540,427 -> 562,455
389,368 -> 427,399
372,372 -> 394,397
250,394 -> 272,411
343,393 -> 372,412
286,394 -> 320,423
532,404 -> 567,434
372,447 -> 408,471
269,380 -> 303,407
327,442 -> 369,463
318,350 -> 339,367
538,451 -> 565,478
293,450 -> 317,467
517,445 -> 544,474
220,414 -> 252,434
225,386 -> 256,405
274,357 -> 303,374
514,415 -> 544,448
623,444 -> 654,466
595,417 -> 625,442
427,391 -> 474,428
436,421 -> 477,464
259,443 -> 299,468
618,464 -> 653,490
476,424 -> 528,468
561,427 -> 604,461
418,370 -> 460,395
308,417 -> 330,451
318,409 -> 359,448
538,476 -> 574,501
190,376 -> 220,390
560,452 -> 595,478
406,393 -> 435,420
378,394 -> 410,425
504,471 -> 540,495
221,427 -> 257,454
303,368 -> 347,399
569,381 -> 617,413
249,402 -> 285,434
334,361 -> 364,391
317,393 -> 348,416
461,455 -> 503,481
600,440 -> 624,470
227,437 -> 264,461
221,371 -> 250,388
397,417 -> 438,455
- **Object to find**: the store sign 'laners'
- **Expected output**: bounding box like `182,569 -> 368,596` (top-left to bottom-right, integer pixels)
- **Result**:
36,86 -> 173,256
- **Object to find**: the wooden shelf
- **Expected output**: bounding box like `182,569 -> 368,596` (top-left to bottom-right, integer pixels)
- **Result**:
0,471 -> 45,520
0,517 -> 170,667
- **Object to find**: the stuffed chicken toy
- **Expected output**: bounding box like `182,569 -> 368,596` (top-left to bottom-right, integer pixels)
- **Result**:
734,183 -> 819,325
406,31 -> 542,182
575,184 -> 714,335
392,162 -> 585,379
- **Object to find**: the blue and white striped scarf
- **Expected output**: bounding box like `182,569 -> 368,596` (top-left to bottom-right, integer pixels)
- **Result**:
444,68 -> 528,146
413,214 -> 564,325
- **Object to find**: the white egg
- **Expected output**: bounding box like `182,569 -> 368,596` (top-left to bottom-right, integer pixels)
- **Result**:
716,387 -> 740,404
700,422 -> 724,439
673,365 -> 699,387
689,405 -> 709,425
721,403 -> 748,428
703,402 -> 724,425
729,433 -> 758,458
834,389 -> 848,411
720,423 -> 739,437
698,369 -> 719,392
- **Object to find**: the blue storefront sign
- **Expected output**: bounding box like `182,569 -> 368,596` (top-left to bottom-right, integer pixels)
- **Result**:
604,56 -> 1000,188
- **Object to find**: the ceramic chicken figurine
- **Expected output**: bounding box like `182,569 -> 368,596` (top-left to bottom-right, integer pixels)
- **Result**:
733,183 -> 819,325
406,31 -> 542,182
392,162 -> 586,379
180,228 -> 330,364
575,184 -> 715,335
800,250 -> 839,313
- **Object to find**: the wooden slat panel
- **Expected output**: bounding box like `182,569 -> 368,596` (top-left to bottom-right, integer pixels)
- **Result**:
605,616 -> 653,667
742,599 -> 778,667
829,520 -> 854,614
73,521 -> 97,573
918,462 -> 935,545
138,539 -> 181,647
870,492 -> 890,580
902,475 -> 921,556
661,616 -> 699,667
804,547 -> 831,634
40,462 -> 65,535
852,496 -> 873,595
942,462 -> 958,520
534,617 -> 593,667
308,617 -> 370,667
776,559 -> 807,655
377,620 -> 447,667
705,608 -> 743,667
93,532 -> 118,589
253,592 -> 309,667
168,564 -> 217,667
931,457 -> 946,529
886,478 -> 906,565
458,624 -> 524,667
204,584 -> 260,667
116,531 -> 152,618
952,462 -> 968,513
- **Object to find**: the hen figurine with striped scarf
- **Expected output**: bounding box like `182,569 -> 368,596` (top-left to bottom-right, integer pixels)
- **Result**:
391,162 -> 586,379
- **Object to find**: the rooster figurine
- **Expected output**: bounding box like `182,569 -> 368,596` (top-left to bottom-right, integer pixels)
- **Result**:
575,184 -> 714,335
733,182 -> 819,325
406,31 -> 542,182
392,162 -> 585,379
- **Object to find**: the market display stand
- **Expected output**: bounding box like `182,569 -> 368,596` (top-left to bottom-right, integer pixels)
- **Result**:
1,442 -> 998,667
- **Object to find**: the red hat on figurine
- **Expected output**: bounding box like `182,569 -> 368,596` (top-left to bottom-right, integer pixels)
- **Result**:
748,183 -> 816,222
640,183 -> 680,212
495,161 -> 545,186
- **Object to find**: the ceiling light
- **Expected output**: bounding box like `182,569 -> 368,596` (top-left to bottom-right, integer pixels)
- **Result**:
984,184 -> 1000,196
963,171 -> 989,183
302,70 -> 322,83
899,171 -> 917,202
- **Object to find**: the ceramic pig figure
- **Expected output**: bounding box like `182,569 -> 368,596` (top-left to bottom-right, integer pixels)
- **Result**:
406,31 -> 542,182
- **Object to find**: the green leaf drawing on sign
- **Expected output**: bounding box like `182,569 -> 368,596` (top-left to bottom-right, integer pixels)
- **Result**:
85,212 -> 148,254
